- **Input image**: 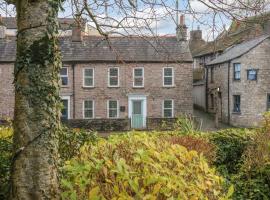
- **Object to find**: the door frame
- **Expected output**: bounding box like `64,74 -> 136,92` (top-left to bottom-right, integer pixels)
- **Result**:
128,94 -> 147,128
60,95 -> 71,119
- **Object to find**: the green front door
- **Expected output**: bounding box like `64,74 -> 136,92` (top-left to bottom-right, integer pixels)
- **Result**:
131,100 -> 144,129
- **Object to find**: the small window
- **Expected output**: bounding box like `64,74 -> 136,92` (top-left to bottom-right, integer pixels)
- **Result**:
61,99 -> 69,120
84,100 -> 94,119
247,69 -> 257,81
133,67 -> 144,87
233,95 -> 241,113
163,67 -> 174,87
60,67 -> 68,86
233,63 -> 241,80
163,100 -> 174,118
83,68 -> 94,87
108,67 -> 119,87
108,100 -> 118,118
267,94 -> 270,111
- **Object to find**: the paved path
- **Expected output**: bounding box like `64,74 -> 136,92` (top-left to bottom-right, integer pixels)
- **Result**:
193,109 -> 231,132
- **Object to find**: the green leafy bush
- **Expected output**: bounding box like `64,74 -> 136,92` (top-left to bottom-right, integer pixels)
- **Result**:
0,126 -> 13,200
61,132 -> 228,200
208,129 -> 255,175
232,132 -> 270,200
173,115 -> 196,134
59,126 -> 98,162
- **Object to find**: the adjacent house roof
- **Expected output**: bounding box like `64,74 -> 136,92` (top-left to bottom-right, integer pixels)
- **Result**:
2,17 -> 86,30
0,36 -> 192,63
193,12 -> 270,58
207,35 -> 269,65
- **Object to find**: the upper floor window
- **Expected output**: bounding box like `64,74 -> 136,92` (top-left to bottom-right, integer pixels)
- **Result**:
83,100 -> 94,119
108,67 -> 119,87
108,100 -> 119,118
247,69 -> 257,81
163,99 -> 174,118
233,95 -> 241,113
163,67 -> 174,87
60,67 -> 68,86
233,63 -> 241,80
133,67 -> 144,87
83,68 -> 94,87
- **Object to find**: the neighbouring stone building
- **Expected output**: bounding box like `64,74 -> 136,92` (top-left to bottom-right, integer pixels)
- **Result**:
191,12 -> 270,127
0,16 -> 193,130
206,35 -> 270,127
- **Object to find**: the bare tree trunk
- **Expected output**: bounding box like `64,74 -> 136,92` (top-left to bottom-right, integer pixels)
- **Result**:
9,0 -> 62,199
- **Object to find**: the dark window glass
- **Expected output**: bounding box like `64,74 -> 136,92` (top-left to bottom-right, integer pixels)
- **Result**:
163,100 -> 173,118
163,68 -> 173,86
108,100 -> 118,118
84,100 -> 93,118
84,68 -> 94,87
109,68 -> 119,86
60,67 -> 68,86
61,99 -> 68,120
233,63 -> 241,80
247,69 -> 257,80
134,68 -> 144,87
233,95 -> 241,113
267,94 -> 270,111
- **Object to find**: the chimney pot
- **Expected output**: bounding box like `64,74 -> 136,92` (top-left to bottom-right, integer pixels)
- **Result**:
180,15 -> 185,25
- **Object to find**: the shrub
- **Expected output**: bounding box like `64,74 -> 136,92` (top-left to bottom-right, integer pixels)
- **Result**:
0,126 -> 13,200
232,132 -> 270,200
208,129 -> 255,175
163,135 -> 216,164
173,115 -> 196,134
58,126 -> 98,162
61,132 -> 228,200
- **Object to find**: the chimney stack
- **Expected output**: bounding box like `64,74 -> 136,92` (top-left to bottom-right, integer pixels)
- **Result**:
176,14 -> 187,41
0,15 -> 6,39
190,26 -> 202,41
72,16 -> 84,42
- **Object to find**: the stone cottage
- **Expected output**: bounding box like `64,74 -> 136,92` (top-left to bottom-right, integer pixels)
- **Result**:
0,17 -> 193,130
206,35 -> 270,127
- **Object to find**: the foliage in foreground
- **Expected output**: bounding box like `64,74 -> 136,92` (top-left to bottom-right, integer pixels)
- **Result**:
0,126 -> 13,199
61,132 -> 229,200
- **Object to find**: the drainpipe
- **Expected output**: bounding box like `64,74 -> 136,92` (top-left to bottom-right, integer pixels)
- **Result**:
228,61 -> 231,124
72,63 -> 75,119
205,57 -> 208,112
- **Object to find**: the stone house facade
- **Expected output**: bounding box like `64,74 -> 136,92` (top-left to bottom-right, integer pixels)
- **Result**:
206,35 -> 270,127
0,18 -> 193,130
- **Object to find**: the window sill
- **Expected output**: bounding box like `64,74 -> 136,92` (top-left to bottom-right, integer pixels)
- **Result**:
82,86 -> 95,89
163,85 -> 175,88
133,86 -> 144,89
108,86 -> 120,88
232,112 -> 241,115
233,79 -> 241,82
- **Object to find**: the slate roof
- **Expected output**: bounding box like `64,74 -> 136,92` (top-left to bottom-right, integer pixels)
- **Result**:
0,36 -> 192,62
207,35 -> 269,65
193,12 -> 270,58
2,17 -> 86,30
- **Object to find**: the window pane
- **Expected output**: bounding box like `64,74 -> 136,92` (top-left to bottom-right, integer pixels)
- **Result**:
85,110 -> 93,118
85,69 -> 93,76
233,95 -> 241,112
109,110 -> 117,118
85,101 -> 93,109
235,72 -> 240,80
110,77 -> 118,86
109,101 -> 117,109
85,77 -> 93,86
164,100 -> 172,109
164,109 -> 172,118
61,100 -> 68,119
164,68 -> 172,76
248,70 -> 257,80
60,68 -> 67,75
134,68 -> 143,76
134,77 -> 143,86
110,68 -> 118,76
61,77 -> 68,86
164,77 -> 172,86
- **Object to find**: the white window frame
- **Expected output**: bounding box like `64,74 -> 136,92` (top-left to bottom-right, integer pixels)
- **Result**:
162,99 -> 174,118
83,100 -> 94,119
83,68 -> 94,87
107,100 -> 119,118
133,67 -> 144,88
60,96 -> 71,119
163,67 -> 174,87
108,67 -> 120,87
60,67 -> 69,86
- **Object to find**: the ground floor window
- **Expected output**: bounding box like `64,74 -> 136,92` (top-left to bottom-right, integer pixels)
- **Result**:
233,95 -> 241,113
267,94 -> 270,111
84,100 -> 94,119
61,99 -> 69,120
163,100 -> 174,118
108,100 -> 118,118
